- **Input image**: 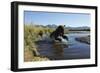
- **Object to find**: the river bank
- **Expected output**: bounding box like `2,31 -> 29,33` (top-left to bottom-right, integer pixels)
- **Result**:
24,46 -> 49,62
75,35 -> 90,44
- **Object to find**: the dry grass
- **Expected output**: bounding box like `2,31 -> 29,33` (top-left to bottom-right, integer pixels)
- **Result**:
24,24 -> 52,62
24,48 -> 34,62
24,47 -> 49,62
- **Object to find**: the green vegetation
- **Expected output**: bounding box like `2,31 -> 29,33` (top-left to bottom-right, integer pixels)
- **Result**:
24,24 -> 55,62
24,24 -> 54,46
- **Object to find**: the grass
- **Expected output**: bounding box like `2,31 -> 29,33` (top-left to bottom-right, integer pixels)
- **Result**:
24,24 -> 54,62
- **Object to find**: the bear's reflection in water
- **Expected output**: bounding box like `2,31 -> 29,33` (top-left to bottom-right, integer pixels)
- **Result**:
52,42 -> 68,59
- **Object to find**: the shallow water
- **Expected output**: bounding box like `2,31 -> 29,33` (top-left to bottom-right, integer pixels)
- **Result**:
37,32 -> 90,60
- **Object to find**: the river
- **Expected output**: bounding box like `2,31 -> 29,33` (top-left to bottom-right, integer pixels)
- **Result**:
37,32 -> 90,60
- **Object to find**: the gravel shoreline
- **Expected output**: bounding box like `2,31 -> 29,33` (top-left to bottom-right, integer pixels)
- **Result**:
75,35 -> 90,44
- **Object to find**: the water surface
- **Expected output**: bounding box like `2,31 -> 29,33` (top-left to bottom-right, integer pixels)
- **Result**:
37,32 -> 90,60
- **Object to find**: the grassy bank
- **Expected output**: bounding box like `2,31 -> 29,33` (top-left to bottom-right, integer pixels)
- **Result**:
24,24 -> 55,62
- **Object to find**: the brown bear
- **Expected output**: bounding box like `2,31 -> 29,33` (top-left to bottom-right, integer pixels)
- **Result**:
50,25 -> 68,42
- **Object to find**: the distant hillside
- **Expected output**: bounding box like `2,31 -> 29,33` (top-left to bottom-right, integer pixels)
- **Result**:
29,24 -> 90,31
65,26 -> 90,31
